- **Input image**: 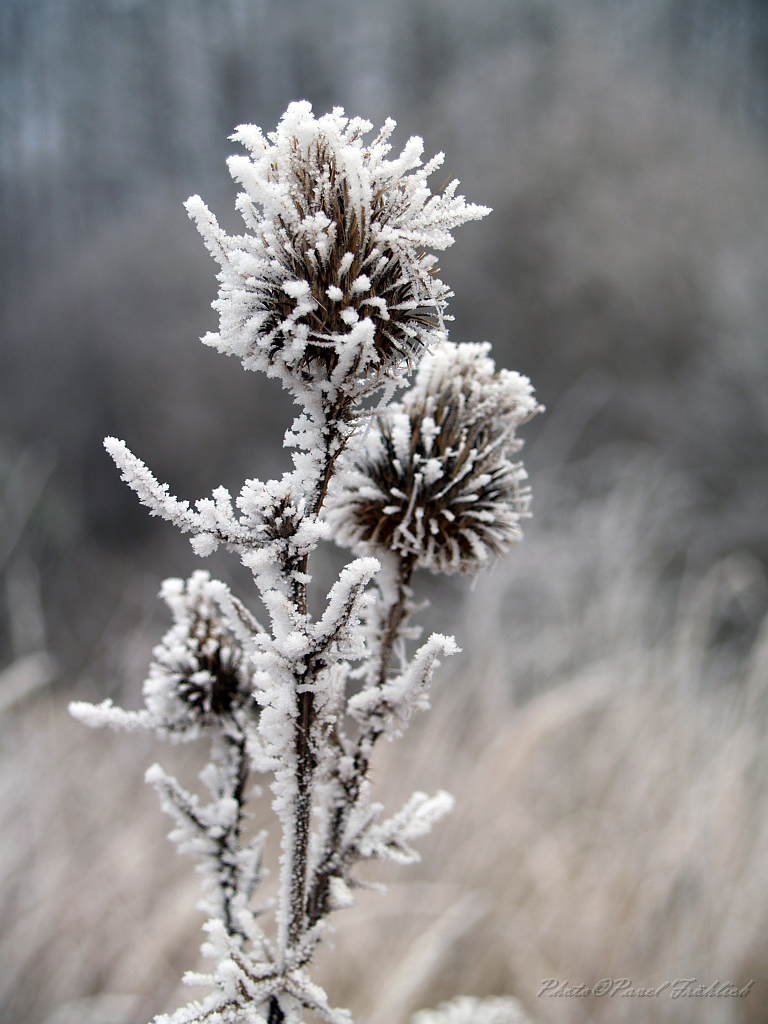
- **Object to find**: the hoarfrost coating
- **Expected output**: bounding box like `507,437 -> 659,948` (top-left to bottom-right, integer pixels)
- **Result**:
185,102 -> 490,414
328,341 -> 543,574
69,104 -> 539,1024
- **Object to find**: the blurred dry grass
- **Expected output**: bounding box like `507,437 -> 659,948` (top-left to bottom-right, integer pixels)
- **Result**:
3,460 -> 768,1024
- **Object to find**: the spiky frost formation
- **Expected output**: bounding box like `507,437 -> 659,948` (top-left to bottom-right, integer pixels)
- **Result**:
185,102 -> 490,410
328,341 -> 542,575
72,571 -> 258,739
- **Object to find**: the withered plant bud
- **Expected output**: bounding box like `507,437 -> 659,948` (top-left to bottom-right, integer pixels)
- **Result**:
144,571 -> 255,736
329,341 -> 542,574
186,102 -> 489,410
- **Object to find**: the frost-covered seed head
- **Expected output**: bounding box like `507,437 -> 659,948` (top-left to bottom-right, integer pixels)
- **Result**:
186,102 -> 490,411
145,571 -> 254,736
329,341 -> 542,574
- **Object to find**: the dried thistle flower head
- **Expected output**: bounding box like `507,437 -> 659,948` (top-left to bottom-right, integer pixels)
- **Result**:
71,572 -> 258,740
143,571 -> 257,737
328,341 -> 543,574
185,102 -> 490,411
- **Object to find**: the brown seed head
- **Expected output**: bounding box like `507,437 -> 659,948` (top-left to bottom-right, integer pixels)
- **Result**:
329,342 -> 542,574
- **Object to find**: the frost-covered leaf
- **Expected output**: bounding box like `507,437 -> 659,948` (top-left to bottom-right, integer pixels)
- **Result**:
105,438 -> 255,556
68,698 -> 152,732
358,789 -> 454,864
310,557 -> 379,662
348,632 -> 459,732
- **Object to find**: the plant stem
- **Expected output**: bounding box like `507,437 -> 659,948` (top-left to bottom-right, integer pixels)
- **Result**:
218,731 -> 250,940
288,687 -> 315,947
304,554 -> 416,927
377,555 -> 415,687
285,421 -> 345,951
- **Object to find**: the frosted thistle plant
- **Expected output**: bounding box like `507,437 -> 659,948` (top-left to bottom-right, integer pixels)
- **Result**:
69,103 -> 540,1024
185,101 -> 490,420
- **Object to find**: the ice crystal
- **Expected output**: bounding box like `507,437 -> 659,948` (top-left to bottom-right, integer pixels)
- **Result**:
186,102 -> 490,414
327,341 -> 543,574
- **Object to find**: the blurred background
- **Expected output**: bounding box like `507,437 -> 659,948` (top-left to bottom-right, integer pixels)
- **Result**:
2,1 -> 768,1022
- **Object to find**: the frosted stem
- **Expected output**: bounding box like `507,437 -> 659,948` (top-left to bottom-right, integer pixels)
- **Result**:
376,555 -> 415,687
218,732 -> 251,940
285,421 -> 346,952
288,688 -> 315,947
305,554 -> 416,928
